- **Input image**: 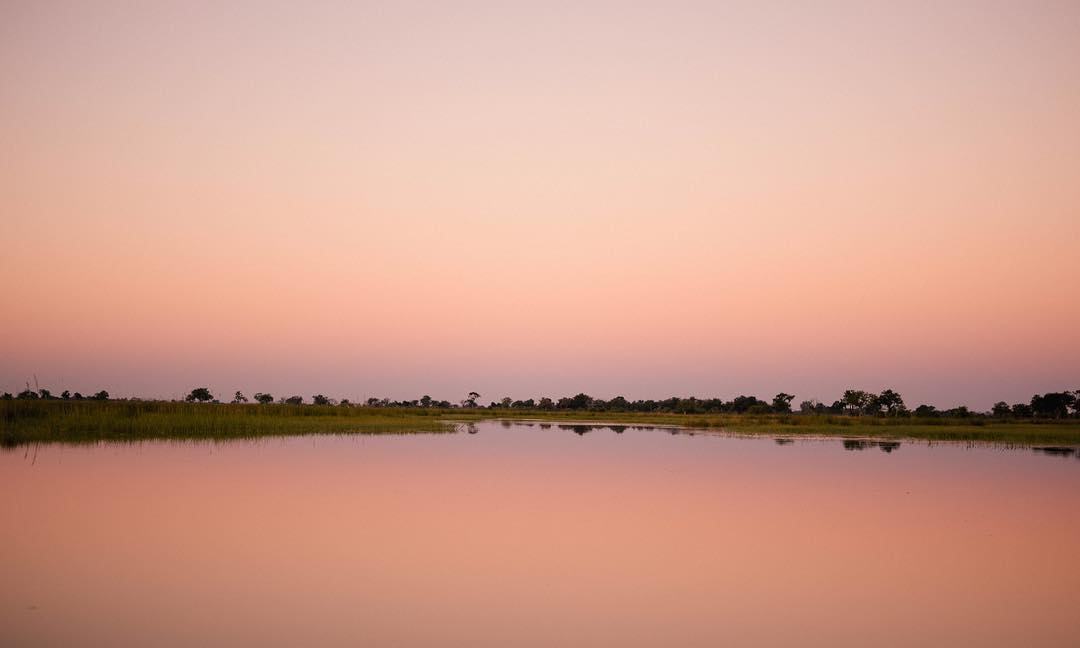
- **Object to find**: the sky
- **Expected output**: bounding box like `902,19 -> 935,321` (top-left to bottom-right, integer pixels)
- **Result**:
2,1 -> 1078,409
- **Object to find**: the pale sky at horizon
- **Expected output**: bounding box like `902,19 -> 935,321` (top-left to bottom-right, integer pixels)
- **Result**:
2,1 -> 1078,409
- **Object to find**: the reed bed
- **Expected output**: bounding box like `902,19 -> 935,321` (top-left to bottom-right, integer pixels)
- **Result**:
3,400 -> 1079,447
0,400 -> 450,446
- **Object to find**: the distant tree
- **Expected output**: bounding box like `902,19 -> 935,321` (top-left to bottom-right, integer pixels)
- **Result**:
72,392 -> 84,400
284,395 -> 303,405
340,399 -> 353,407
772,393 -> 795,413
944,406 -> 970,418
877,389 -> 906,416
991,401 -> 1011,418
185,387 -> 214,403
38,388 -> 55,400
253,392 -> 274,404
1011,402 -> 1033,418
231,391 -> 248,404
420,395 -> 432,408
17,388 -> 39,400
913,404 -> 938,417
91,390 -> 109,401
312,394 -> 331,406
537,397 -> 554,410
608,396 -> 629,411
799,399 -> 818,414
1030,392 -> 1075,419
573,393 -> 593,409
61,390 -> 71,400
842,390 -> 871,415
729,395 -> 764,413
1,392 -> 13,400
462,391 -> 480,408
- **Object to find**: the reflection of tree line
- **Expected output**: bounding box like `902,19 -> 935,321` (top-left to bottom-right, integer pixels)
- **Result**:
466,422 -> 921,455
842,439 -> 902,453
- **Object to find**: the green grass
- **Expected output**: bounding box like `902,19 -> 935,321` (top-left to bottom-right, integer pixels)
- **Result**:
0,400 -> 452,446
3,400 -> 1080,447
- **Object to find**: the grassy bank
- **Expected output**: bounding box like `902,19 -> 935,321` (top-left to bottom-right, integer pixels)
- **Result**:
0,400 -> 452,446
3,400 -> 1080,446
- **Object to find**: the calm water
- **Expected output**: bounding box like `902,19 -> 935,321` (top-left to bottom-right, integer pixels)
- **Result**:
2,421 -> 1079,647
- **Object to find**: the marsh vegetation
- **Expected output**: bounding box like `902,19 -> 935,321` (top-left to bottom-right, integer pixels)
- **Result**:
3,394 -> 1080,447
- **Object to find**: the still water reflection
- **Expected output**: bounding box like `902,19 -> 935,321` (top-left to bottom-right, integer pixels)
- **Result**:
2,422 -> 1078,647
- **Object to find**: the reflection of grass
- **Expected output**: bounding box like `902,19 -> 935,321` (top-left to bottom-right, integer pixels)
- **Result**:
452,410 -> 1080,445
4,401 -> 1080,447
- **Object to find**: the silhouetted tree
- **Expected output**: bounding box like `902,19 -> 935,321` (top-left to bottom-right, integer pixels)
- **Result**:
185,387 -> 213,403
537,397 -> 554,410
991,401 -> 1011,417
91,390 -> 109,401
772,393 -> 794,413
312,394 -> 331,405
1,392 -> 13,400
16,389 -> 38,400
842,390 -> 871,415
730,395 -> 765,413
913,404 -> 938,417
462,391 -> 480,408
254,392 -> 274,404
1031,392 -> 1075,418
877,389 -> 906,416
231,391 -> 248,404
558,393 -> 593,410
420,395 -> 432,408
284,395 -> 303,405
1011,402 -> 1033,418
61,390 -> 71,400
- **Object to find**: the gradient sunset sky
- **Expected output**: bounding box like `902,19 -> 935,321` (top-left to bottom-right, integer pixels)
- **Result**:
2,1 -> 1078,408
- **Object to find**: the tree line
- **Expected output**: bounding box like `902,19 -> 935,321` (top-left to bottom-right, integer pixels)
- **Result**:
5,385 -> 1079,419
3,387 -> 110,401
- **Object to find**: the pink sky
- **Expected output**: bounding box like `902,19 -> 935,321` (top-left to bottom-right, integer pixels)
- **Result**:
2,1 -> 1078,408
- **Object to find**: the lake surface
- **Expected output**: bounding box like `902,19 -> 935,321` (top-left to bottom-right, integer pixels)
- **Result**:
2,421 -> 1079,647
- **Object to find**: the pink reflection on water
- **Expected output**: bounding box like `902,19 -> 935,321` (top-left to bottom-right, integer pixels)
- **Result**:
2,424 -> 1079,647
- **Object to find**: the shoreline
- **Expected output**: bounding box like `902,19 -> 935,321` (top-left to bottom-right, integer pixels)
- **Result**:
3,401 -> 1080,447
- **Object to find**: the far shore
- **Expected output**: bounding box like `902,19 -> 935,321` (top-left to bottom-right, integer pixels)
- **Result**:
3,400 -> 1080,447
